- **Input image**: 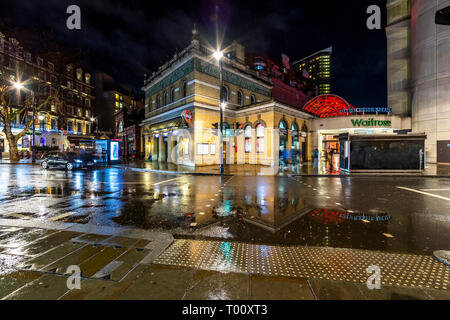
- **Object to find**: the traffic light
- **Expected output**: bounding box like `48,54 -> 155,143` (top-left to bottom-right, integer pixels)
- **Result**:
212,123 -> 219,129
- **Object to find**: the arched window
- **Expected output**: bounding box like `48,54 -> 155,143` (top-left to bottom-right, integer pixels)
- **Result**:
237,91 -> 243,106
244,125 -> 252,153
250,95 -> 256,104
221,86 -> 229,102
182,81 -> 187,98
163,91 -> 167,106
301,123 -> 308,133
170,88 -> 175,103
118,121 -> 124,133
256,123 -> 265,153
156,96 -> 160,108
279,120 -> 288,130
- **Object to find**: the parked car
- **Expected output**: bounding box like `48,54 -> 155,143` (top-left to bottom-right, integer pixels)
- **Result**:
40,152 -> 98,171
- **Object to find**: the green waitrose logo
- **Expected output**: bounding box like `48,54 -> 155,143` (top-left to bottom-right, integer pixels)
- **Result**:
351,118 -> 391,127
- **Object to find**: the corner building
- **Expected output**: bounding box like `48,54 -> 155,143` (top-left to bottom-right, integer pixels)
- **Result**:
141,29 -> 313,167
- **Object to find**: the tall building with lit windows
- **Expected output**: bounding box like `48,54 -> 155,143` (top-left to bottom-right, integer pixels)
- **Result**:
291,47 -> 332,95
94,72 -> 143,135
0,29 -> 95,156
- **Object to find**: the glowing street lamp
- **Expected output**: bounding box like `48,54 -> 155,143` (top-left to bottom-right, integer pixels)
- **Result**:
13,82 -> 24,91
215,49 -> 225,174
13,81 -> 37,162
213,50 -> 223,61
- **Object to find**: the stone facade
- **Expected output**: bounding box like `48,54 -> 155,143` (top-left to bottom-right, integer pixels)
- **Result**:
387,0 -> 450,163
140,30 -> 313,167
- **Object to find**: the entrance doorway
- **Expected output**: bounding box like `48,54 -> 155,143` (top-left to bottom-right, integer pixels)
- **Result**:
163,137 -> 168,162
322,135 -> 340,172
437,140 -> 450,163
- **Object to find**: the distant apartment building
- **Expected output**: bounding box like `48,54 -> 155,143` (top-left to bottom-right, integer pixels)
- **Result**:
291,47 -> 332,95
0,30 -> 95,155
94,73 -> 144,134
247,53 -> 315,109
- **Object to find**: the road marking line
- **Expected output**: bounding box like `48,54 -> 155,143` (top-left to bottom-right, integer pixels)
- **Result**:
397,186 -> 450,201
421,189 -> 450,191
7,213 -> 32,220
50,212 -> 75,221
153,177 -> 182,186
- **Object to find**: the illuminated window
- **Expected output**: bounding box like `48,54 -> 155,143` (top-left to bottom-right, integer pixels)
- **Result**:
244,125 -> 252,153
256,124 -> 264,153
115,93 -> 119,100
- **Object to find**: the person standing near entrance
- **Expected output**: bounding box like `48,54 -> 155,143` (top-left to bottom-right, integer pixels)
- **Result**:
101,148 -> 107,165
329,149 -> 335,172
312,148 -> 319,169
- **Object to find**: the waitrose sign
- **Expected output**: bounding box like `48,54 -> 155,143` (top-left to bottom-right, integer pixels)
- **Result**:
351,118 -> 391,127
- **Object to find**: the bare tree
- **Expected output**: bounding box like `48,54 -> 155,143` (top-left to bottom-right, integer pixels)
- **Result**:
0,66 -> 58,162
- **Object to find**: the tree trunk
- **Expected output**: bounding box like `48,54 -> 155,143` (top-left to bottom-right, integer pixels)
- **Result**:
3,122 -> 20,162
8,139 -> 20,162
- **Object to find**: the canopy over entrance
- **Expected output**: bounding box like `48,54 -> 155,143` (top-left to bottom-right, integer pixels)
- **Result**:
302,94 -> 354,118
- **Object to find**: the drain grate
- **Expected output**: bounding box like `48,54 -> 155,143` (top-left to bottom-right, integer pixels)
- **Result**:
154,240 -> 450,290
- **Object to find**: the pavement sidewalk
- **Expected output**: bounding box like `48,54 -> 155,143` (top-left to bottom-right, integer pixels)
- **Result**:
1,219 -> 449,300
117,161 -> 450,178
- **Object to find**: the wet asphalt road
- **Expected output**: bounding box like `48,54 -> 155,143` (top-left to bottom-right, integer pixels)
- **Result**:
0,164 -> 449,255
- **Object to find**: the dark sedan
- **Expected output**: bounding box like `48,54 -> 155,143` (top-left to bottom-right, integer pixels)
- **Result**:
40,152 -> 98,171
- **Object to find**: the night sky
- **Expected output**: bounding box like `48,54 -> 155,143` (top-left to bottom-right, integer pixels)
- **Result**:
0,0 -> 387,106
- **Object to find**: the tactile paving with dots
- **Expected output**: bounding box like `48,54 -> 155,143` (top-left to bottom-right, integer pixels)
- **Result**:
154,240 -> 450,290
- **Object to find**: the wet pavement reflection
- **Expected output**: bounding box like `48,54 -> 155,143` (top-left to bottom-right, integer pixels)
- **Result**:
0,165 -> 449,256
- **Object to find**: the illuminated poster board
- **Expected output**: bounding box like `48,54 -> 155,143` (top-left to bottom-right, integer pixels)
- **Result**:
111,141 -> 119,161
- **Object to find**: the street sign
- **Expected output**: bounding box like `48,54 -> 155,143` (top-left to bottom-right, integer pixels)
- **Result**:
182,110 -> 192,123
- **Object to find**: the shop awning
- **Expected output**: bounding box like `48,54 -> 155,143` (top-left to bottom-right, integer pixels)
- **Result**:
145,117 -> 186,133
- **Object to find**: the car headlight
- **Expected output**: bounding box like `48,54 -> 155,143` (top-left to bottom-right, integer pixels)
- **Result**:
75,160 -> 83,163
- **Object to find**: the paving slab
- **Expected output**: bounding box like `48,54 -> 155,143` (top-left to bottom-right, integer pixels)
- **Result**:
0,271 -> 42,299
2,274 -> 71,300
117,264 -> 196,300
183,269 -> 250,300
41,244 -> 103,274
73,233 -> 113,244
78,246 -> 128,278
250,275 -> 315,300
6,231 -> 81,257
0,228 -> 54,248
17,241 -> 86,271
60,264 -> 148,300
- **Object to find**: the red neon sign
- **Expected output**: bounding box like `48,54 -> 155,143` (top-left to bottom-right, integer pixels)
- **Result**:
303,94 -> 355,118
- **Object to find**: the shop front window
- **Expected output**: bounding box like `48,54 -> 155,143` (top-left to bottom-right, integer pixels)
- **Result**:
256,123 -> 265,153
245,125 -> 252,153
291,123 -> 299,149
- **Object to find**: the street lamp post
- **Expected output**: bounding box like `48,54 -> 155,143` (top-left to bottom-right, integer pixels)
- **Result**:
31,91 -> 36,163
214,50 -> 225,174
